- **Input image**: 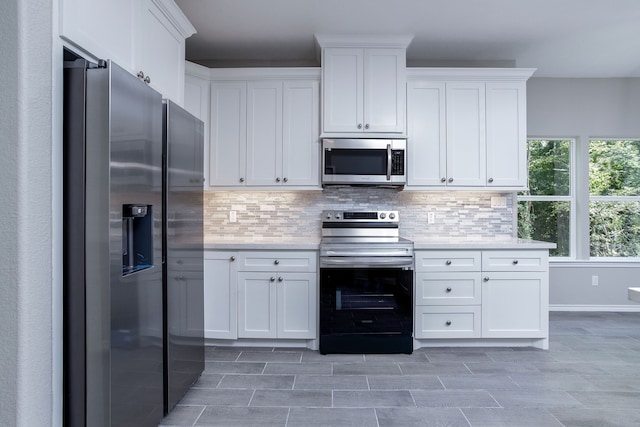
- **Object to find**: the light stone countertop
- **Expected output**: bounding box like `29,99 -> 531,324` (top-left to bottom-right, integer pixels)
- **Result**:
204,236 -> 555,251
412,237 -> 557,250
204,236 -> 321,250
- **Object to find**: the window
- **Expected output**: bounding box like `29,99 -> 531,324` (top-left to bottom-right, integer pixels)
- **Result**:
589,139 -> 640,257
518,139 -> 574,257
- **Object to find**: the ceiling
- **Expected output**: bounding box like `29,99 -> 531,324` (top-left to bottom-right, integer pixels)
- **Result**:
176,0 -> 640,77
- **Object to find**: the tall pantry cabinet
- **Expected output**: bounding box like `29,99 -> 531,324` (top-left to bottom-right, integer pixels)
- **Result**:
60,0 -> 196,105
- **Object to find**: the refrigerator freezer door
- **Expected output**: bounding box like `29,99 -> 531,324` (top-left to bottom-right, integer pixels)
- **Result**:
84,61 -> 165,427
163,100 -> 205,413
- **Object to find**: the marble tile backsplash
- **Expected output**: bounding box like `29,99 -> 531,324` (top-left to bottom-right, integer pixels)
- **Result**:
204,187 -> 515,240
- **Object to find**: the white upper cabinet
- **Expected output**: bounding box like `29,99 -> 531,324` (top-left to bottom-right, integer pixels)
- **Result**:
209,81 -> 247,186
60,0 -> 137,69
316,35 -> 412,136
207,69 -> 320,189
60,0 -> 195,104
446,82 -> 486,187
406,81 -> 446,186
364,49 -> 406,133
321,48 -> 363,133
246,81 -> 283,186
485,81 -> 528,187
282,80 -> 320,185
406,68 -> 535,190
184,62 -> 210,185
135,0 -> 195,104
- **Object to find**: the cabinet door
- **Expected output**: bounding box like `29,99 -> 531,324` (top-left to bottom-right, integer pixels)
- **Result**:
322,48 -> 363,133
446,82 -> 486,186
136,0 -> 186,104
407,81 -> 446,186
246,82 -> 283,186
282,80 -> 320,186
185,68 -> 209,185
363,48 -> 406,133
481,272 -> 548,338
210,82 -> 246,186
238,272 -> 277,338
203,252 -> 238,339
184,70 -> 210,124
485,81 -> 527,187
60,0 -> 136,71
277,273 -> 317,339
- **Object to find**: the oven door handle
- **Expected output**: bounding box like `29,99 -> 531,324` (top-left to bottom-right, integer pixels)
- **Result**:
321,249 -> 412,257
320,256 -> 414,269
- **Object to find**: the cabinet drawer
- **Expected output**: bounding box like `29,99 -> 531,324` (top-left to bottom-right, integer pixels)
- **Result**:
237,251 -> 317,272
414,306 -> 481,339
415,273 -> 481,306
482,250 -> 548,272
415,251 -> 481,272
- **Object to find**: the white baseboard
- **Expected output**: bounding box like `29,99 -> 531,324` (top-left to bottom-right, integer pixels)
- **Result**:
550,304 -> 640,312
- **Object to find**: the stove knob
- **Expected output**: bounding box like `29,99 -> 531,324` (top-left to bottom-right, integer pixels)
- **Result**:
389,212 -> 396,220
379,212 -> 386,219
326,213 -> 332,220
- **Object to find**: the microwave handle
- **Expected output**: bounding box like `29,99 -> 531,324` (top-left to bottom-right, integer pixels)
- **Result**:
386,144 -> 392,181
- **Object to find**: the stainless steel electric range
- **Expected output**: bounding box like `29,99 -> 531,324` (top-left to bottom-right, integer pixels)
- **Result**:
319,210 -> 414,354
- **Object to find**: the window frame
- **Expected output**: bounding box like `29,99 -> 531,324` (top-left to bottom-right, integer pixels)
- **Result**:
517,137 -> 577,259
588,138 -> 640,260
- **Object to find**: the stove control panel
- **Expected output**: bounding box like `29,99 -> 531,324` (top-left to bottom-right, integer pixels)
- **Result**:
322,210 -> 399,222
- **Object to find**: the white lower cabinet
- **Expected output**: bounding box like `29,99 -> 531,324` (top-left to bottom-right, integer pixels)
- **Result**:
414,251 -> 482,339
481,250 -> 549,339
204,249 -> 317,343
415,306 -> 481,339
414,249 -> 549,348
203,251 -> 238,339
481,272 -> 546,338
237,271 -> 316,339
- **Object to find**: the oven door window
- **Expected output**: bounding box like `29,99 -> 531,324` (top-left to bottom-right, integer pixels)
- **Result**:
320,268 -> 413,335
324,149 -> 388,176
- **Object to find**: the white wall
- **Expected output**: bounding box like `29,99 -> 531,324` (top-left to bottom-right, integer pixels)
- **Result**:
527,77 -> 640,310
0,0 -> 56,425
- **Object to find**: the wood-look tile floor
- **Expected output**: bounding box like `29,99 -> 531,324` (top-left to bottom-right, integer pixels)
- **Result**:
160,312 -> 640,426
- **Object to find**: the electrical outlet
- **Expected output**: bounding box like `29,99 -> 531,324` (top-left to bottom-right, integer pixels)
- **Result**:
592,275 -> 599,286
229,210 -> 237,223
427,212 -> 435,224
491,196 -> 507,208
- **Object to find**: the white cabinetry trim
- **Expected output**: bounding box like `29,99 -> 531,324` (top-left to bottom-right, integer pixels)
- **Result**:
149,0 -> 196,38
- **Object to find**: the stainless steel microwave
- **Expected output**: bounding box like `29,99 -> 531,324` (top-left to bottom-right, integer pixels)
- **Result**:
322,138 -> 407,187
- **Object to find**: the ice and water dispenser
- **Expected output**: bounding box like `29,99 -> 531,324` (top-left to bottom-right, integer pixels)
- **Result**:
122,204 -> 154,275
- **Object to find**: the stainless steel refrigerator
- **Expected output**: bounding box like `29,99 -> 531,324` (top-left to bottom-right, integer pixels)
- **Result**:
63,56 -> 204,427
162,99 -> 204,413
